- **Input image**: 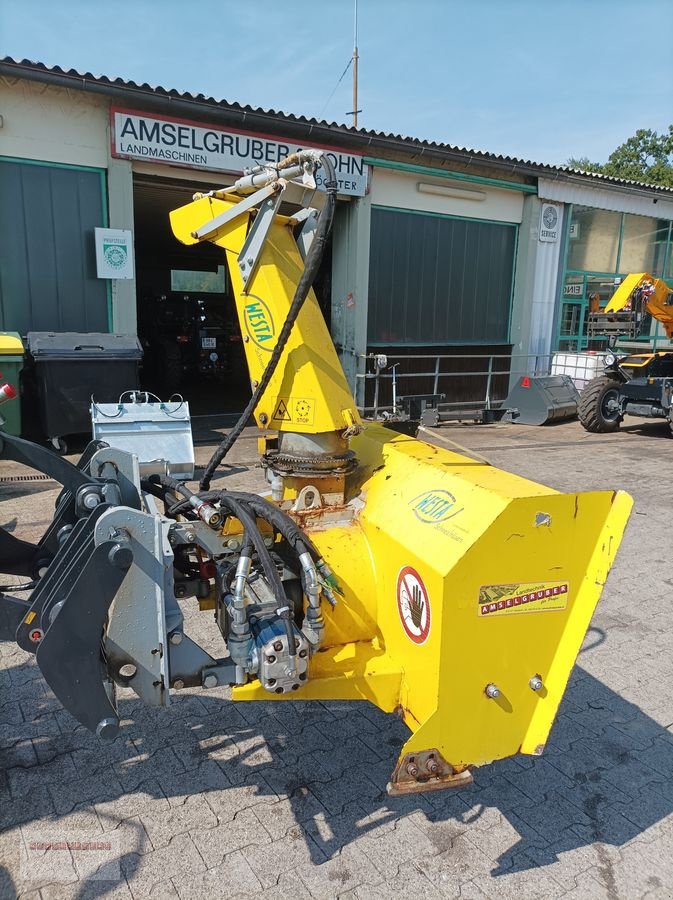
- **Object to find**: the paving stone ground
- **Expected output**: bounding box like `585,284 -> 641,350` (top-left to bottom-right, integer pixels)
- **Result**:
1,418 -> 672,899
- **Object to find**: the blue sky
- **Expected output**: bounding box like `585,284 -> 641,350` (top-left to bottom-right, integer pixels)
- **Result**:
1,0 -> 671,166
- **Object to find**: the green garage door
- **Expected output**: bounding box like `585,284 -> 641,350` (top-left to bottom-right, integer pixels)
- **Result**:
0,159 -> 110,334
368,206 -> 517,345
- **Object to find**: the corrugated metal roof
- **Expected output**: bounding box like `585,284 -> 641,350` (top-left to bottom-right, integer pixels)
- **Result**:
2,55 -> 671,196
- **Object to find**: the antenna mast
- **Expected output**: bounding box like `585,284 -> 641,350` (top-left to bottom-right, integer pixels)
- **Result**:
349,0 -> 362,127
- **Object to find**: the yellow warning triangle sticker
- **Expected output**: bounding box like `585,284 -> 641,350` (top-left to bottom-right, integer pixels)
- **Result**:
273,399 -> 291,421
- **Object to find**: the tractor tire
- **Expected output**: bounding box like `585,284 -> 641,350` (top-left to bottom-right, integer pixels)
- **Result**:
578,375 -> 622,434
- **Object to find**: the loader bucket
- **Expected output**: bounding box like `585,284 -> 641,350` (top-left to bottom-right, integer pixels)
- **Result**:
234,425 -> 632,794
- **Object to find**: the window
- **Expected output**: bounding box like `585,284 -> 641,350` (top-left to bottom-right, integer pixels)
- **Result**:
567,206 -> 621,274
170,266 -> 226,293
619,215 -> 668,276
368,207 -> 517,345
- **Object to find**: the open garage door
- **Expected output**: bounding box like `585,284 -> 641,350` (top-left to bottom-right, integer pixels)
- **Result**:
133,174 -> 251,419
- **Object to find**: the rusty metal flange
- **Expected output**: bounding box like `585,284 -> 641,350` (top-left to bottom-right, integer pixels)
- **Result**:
387,748 -> 473,796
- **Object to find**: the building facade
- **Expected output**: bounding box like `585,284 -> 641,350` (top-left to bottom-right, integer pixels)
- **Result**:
1,57 -> 672,413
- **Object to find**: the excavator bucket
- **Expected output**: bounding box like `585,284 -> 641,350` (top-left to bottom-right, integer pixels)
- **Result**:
234,425 -> 632,794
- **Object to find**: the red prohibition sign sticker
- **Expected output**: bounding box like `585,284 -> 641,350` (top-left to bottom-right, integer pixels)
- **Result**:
397,566 -> 431,645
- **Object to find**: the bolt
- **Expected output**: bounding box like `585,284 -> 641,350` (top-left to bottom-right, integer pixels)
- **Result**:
426,758 -> 440,775
185,532 -> 196,543
264,535 -> 274,548
119,663 -> 137,679
83,492 -> 100,510
108,542 -> 133,570
203,674 -> 218,689
169,632 -> 183,645
172,679 -> 185,690
529,675 -> 544,692
406,761 -> 419,778
259,413 -> 268,425
226,538 -> 240,550
273,641 -> 283,652
251,380 -> 259,388
243,335 -> 249,342
485,683 -> 501,700
247,256 -> 253,265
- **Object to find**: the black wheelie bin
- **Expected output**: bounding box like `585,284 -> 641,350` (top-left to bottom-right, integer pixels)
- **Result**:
25,332 -> 143,452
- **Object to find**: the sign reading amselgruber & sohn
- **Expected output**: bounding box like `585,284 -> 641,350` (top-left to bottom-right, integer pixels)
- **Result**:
111,108 -> 368,198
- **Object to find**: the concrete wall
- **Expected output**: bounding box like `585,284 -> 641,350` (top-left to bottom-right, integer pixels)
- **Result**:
0,78 -> 110,168
369,168 -> 524,224
509,196 -> 564,382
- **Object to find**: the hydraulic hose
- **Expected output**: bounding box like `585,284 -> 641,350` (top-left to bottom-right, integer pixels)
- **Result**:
199,153 -> 339,491
208,493 -> 296,661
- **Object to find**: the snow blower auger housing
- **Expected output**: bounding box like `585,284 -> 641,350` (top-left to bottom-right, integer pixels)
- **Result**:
0,151 -> 632,796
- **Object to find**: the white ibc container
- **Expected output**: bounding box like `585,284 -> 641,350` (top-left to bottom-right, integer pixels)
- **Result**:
551,352 -> 607,391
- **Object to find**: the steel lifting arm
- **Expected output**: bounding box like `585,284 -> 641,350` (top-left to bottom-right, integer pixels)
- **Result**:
604,272 -> 673,338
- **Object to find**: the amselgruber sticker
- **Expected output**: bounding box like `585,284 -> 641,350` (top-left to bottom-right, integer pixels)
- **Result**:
397,566 -> 431,644
478,581 -> 569,617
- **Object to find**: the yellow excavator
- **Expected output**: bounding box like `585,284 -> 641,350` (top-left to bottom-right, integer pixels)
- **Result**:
580,273 -> 673,434
0,151 -> 632,795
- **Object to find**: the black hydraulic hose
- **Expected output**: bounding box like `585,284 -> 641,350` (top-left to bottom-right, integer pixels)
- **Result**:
217,495 -> 296,659
199,153 -> 339,491
168,490 -> 320,561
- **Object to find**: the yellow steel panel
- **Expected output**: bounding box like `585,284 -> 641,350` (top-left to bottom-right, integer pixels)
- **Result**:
234,424 -> 631,776
170,196 -> 360,435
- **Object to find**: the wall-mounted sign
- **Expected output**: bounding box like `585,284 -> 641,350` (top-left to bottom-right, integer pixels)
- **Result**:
569,222 -> 580,239
95,228 -> 134,279
539,203 -> 561,243
111,108 -> 368,198
563,283 -> 583,297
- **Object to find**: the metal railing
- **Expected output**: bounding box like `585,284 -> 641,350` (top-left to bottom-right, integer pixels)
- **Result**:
353,351 -> 554,418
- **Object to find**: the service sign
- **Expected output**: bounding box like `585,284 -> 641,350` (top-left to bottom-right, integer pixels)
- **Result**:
111,109 -> 368,197
539,203 -> 561,243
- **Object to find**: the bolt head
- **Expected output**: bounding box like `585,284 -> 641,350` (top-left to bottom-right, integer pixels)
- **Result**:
485,683 -> 501,699
226,538 -> 240,550
203,674 -> 218,689
119,663 -> 137,679
529,675 -> 544,692
172,679 -> 185,690
273,641 -> 283,652
170,632 -> 183,645
108,543 -> 133,570
83,493 -> 100,510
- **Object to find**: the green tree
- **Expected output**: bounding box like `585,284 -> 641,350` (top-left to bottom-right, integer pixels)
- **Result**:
567,126 -> 673,188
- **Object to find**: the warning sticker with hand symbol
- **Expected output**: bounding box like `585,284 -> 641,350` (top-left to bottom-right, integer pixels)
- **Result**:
397,566 -> 431,645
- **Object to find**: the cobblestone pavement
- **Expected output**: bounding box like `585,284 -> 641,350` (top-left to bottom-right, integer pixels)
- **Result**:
1,419 -> 672,899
